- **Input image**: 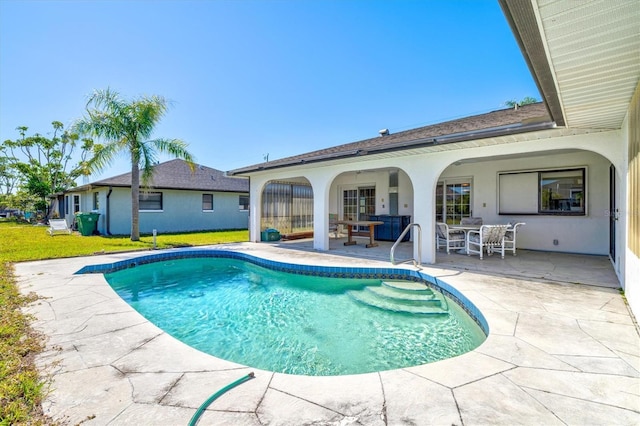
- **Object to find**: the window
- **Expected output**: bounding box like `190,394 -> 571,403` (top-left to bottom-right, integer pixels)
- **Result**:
343,186 -> 375,232
239,195 -> 249,211
202,194 -> 214,211
435,179 -> 473,224
73,195 -> 81,213
498,168 -> 585,215
139,192 -> 162,210
539,169 -> 585,214
93,192 -> 100,210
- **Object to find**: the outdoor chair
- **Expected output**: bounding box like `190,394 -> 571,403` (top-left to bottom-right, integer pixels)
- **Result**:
48,219 -> 72,236
460,217 -> 483,225
504,222 -> 526,256
466,224 -> 509,259
329,213 -> 340,238
436,222 -> 466,254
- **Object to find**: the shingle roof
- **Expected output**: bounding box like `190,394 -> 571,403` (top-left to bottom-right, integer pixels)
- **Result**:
228,102 -> 553,175
74,159 -> 248,193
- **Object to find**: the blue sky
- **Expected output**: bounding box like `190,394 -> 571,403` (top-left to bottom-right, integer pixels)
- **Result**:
0,0 -> 539,179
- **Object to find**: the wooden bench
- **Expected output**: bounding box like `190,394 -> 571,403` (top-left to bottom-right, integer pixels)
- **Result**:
280,231 -> 314,240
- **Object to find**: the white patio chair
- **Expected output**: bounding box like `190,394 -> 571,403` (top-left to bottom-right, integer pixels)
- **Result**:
466,224 -> 509,259
436,222 -> 466,254
504,222 -> 525,256
329,213 -> 340,238
48,219 -> 72,236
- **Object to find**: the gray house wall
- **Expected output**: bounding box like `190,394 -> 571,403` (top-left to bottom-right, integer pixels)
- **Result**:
66,187 -> 248,235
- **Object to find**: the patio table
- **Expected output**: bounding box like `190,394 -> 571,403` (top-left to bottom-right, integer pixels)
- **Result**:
449,224 -> 482,231
449,224 -> 482,254
336,220 -> 384,248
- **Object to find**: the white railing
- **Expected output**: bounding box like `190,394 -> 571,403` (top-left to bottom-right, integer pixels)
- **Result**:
390,223 -> 422,268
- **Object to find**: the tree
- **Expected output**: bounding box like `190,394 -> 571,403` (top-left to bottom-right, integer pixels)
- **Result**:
0,145 -> 20,196
504,96 -> 539,109
73,88 -> 195,241
1,122 -> 94,217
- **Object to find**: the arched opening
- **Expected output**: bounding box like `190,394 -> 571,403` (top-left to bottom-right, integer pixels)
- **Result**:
329,167 -> 415,243
260,177 -> 313,238
434,148 -> 615,256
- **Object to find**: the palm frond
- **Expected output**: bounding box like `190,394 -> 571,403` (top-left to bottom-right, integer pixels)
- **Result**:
151,138 -> 196,169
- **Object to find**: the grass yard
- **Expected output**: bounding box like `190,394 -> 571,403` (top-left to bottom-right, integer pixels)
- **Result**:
0,220 -> 249,424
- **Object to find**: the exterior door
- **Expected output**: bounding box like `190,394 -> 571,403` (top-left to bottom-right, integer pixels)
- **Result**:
436,179 -> 472,224
342,186 -> 376,231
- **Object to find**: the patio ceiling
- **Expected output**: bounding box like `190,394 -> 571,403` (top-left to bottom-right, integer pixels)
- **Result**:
500,0 -> 640,130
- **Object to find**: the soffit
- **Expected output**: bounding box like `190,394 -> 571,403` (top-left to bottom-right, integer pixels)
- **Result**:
534,0 -> 640,129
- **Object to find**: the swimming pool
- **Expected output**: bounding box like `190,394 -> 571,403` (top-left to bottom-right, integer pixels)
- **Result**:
79,249 -> 487,376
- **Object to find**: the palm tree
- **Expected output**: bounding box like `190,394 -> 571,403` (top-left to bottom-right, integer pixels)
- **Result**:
74,88 -> 195,241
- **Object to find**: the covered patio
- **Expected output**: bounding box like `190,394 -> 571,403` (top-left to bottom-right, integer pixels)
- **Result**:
272,236 -> 621,289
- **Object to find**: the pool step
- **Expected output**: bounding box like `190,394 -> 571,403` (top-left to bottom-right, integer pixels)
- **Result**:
348,282 -> 448,315
381,280 -> 431,292
365,286 -> 439,304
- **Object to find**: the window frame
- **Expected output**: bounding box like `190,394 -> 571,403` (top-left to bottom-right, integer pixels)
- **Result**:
202,193 -> 214,212
497,167 -> 586,216
538,168 -> 586,215
139,192 -> 163,211
239,195 -> 249,211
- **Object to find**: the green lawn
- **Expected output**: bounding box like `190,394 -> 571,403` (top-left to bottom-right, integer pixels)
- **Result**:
0,220 -> 249,424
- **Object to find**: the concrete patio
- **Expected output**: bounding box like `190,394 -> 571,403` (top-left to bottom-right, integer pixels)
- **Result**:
15,241 -> 639,425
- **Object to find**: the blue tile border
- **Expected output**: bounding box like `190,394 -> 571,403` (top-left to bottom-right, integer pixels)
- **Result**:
76,248 -> 489,336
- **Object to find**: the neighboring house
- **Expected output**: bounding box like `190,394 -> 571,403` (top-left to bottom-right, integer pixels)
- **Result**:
64,159 -> 249,235
228,1 -> 640,319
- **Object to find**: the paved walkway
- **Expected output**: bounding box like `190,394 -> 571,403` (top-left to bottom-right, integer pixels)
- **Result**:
15,243 -> 640,425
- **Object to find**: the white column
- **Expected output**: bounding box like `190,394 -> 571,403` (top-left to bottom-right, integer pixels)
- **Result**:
402,164 -> 441,264
248,177 -> 268,243
307,173 -> 334,251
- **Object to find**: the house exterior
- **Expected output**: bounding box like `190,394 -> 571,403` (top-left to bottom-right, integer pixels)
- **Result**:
227,1 -> 640,319
64,159 -> 249,235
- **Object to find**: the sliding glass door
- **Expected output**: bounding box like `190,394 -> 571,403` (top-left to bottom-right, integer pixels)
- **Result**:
435,179 -> 472,224
343,186 -> 376,231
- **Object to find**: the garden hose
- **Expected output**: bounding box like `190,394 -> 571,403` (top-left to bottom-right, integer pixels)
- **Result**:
188,372 -> 255,426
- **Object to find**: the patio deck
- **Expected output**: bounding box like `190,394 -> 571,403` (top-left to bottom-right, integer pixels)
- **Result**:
277,236 -> 621,289
15,241 -> 639,425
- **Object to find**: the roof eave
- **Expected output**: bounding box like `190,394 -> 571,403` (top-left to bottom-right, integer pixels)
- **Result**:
228,120 -> 557,176
498,0 -> 566,127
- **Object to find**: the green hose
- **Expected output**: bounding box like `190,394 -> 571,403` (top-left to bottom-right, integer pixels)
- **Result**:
187,372 -> 255,426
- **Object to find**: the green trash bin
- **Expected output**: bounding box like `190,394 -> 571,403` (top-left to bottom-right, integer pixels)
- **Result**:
261,228 -> 280,241
76,212 -> 100,236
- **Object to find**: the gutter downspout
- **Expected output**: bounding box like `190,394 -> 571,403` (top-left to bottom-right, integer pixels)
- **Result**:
106,186 -> 113,235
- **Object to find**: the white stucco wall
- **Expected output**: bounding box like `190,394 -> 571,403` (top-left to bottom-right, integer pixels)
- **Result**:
330,169 -> 414,218
440,150 -> 611,255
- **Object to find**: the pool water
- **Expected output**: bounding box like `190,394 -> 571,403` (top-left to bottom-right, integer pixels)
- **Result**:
105,257 -> 485,376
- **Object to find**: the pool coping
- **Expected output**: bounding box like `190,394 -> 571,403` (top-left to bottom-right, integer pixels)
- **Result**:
15,243 -> 640,425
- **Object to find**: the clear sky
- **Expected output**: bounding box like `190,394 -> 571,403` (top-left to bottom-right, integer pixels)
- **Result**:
0,0 -> 539,180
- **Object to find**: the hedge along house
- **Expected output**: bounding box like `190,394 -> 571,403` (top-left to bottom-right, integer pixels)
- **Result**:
228,0 -> 640,319
65,159 -> 249,235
